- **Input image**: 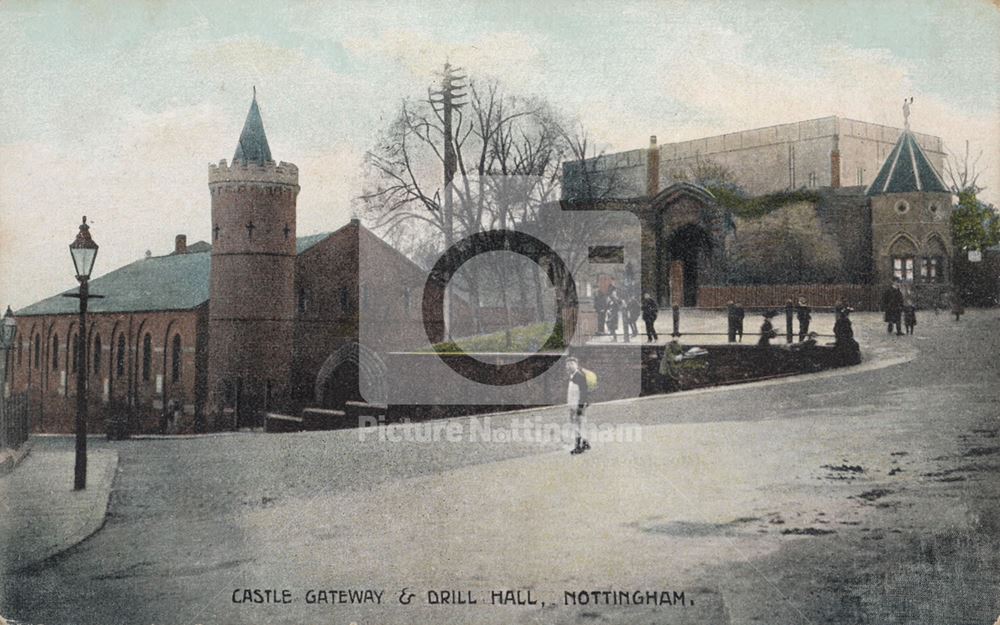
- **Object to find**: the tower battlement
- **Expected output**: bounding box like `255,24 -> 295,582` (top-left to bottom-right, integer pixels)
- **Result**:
208,159 -> 299,188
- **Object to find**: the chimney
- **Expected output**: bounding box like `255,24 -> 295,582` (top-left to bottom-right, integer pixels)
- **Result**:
830,119 -> 841,189
175,234 -> 187,254
646,135 -> 660,197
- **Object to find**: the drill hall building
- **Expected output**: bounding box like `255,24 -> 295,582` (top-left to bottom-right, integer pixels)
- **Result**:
8,96 -> 432,435
562,114 -> 956,309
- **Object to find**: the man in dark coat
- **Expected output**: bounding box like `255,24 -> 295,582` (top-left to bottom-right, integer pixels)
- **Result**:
882,285 -> 904,335
796,297 -> 812,342
606,286 -> 621,342
642,292 -> 659,342
625,293 -> 641,341
594,289 -> 608,335
734,302 -> 745,342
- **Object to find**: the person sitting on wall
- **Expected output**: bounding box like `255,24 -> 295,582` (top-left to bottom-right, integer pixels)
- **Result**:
758,310 -> 779,347
833,305 -> 861,364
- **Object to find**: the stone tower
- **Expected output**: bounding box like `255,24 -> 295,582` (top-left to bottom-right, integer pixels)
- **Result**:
867,127 -> 953,306
207,93 -> 299,427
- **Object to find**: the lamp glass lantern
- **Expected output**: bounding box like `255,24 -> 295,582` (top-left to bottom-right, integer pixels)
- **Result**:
1,306 -> 15,350
69,216 -> 99,280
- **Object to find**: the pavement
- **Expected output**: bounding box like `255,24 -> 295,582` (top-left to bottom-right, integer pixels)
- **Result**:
1,309 -> 997,625
0,450 -> 118,574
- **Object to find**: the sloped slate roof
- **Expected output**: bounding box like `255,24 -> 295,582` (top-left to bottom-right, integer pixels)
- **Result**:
233,96 -> 272,164
17,232 -> 333,317
867,130 -> 950,196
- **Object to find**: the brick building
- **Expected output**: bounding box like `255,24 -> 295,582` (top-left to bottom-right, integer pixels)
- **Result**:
9,96 -> 433,434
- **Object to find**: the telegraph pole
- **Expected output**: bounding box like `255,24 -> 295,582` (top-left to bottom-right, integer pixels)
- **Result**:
430,62 -> 466,339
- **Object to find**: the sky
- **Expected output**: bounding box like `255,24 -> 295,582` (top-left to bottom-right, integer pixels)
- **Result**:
1,0 -> 998,309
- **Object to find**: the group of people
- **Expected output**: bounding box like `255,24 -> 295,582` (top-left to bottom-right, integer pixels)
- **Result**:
594,286 -> 660,343
882,284 -> 969,336
881,284 -> 918,335
729,297 -> 815,346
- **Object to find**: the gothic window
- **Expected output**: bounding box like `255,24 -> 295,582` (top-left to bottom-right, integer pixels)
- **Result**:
808,172 -> 817,188
171,334 -> 182,383
298,287 -> 309,314
51,334 -> 59,370
340,286 -> 351,312
142,333 -> 152,382
71,334 -> 78,373
33,334 -> 40,369
116,334 -> 126,377
890,235 -> 917,282
17,339 -> 22,366
923,236 -> 948,283
920,257 -> 942,282
893,257 -> 914,282
93,334 -> 102,375
856,167 -> 864,186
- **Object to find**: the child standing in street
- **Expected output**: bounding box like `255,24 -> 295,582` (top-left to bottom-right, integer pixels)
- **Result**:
904,302 -> 917,335
565,357 -> 590,455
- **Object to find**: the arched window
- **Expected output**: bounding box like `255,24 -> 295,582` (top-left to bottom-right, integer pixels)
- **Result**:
142,333 -> 152,382
171,334 -> 182,383
51,334 -> 59,370
889,235 -> 917,282
922,236 -> 948,283
116,334 -> 126,377
92,334 -> 102,375
33,334 -> 40,369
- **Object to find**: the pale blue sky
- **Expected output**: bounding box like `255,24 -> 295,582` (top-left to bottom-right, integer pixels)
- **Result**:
1,0 -> 998,308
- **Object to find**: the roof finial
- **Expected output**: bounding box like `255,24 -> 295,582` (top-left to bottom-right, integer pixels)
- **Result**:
903,96 -> 913,130
252,85 -> 256,101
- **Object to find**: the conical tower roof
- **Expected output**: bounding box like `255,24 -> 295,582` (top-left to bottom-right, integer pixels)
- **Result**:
233,92 -> 272,164
866,130 -> 949,196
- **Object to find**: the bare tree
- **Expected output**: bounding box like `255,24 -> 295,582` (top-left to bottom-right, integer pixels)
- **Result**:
361,75 -> 576,343
944,139 -> 986,195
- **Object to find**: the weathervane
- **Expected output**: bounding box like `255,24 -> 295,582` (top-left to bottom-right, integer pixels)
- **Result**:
903,96 -> 913,130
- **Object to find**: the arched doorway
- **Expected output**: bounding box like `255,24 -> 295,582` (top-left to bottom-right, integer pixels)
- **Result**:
648,182 -> 721,307
665,224 -> 713,307
314,342 -> 387,409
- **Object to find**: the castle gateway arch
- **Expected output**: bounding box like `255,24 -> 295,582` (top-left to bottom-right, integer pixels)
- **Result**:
645,183 -> 725,307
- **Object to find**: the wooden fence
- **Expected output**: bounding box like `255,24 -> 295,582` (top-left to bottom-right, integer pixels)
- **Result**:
697,284 -> 880,310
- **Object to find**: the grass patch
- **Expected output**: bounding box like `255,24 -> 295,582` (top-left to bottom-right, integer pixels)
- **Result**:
431,321 -> 565,354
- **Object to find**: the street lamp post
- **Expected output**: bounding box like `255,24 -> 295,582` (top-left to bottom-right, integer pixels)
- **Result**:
1,306 -> 17,450
67,216 -> 99,491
